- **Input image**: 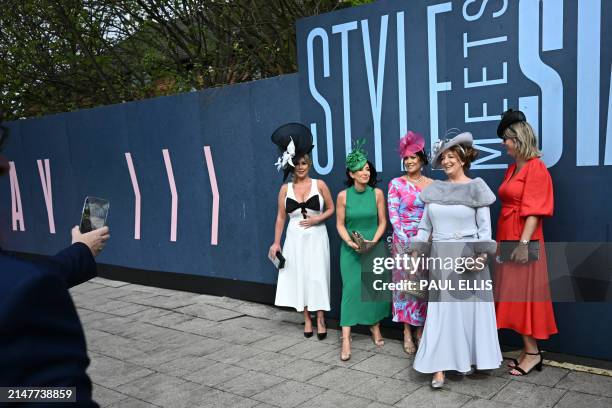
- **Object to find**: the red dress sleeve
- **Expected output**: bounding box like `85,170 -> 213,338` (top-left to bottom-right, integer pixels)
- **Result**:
519,159 -> 554,217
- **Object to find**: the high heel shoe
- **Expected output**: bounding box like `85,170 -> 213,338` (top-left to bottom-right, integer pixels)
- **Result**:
369,325 -> 385,347
340,336 -> 352,361
507,350 -> 524,367
403,333 -> 416,355
507,357 -> 520,368
316,318 -> 327,340
509,350 -> 543,376
304,316 -> 313,338
431,372 -> 445,389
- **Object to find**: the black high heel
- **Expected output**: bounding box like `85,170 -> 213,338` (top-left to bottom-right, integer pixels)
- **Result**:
316,318 -> 327,340
509,351 -> 543,376
304,316 -> 313,338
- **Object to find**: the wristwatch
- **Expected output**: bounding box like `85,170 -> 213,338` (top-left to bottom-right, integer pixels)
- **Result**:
519,239 -> 529,246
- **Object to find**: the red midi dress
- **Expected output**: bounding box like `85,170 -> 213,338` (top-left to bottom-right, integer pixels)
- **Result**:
494,158 -> 558,339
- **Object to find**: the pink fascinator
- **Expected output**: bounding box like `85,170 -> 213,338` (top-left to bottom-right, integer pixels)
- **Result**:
398,131 -> 425,158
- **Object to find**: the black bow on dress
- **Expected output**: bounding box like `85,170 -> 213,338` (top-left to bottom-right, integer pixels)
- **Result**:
286,195 -> 320,219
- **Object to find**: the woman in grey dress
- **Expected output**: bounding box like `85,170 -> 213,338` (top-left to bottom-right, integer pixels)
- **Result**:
411,132 -> 502,388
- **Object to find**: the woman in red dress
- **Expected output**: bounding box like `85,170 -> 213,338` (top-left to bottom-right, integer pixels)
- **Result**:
494,109 -> 558,376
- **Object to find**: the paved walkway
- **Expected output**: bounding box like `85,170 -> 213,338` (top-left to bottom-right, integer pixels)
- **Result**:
71,278 -> 612,408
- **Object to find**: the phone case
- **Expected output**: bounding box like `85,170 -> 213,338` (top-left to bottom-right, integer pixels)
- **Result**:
80,196 -> 110,233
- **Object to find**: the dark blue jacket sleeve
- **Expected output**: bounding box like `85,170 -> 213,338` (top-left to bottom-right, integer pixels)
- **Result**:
0,268 -> 98,407
38,242 -> 97,289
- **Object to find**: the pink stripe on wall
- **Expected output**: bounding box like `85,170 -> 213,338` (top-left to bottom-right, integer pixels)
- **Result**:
162,149 -> 178,242
204,146 -> 219,245
125,153 -> 141,240
37,159 -> 56,234
8,161 -> 25,231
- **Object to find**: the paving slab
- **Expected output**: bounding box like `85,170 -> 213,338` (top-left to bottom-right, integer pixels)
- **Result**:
308,366 -> 376,393
249,334 -> 303,352
555,390 -> 612,408
345,376 -> 420,405
72,278 -> 612,408
274,358 -> 334,382
394,386 -> 472,408
182,362 -> 246,386
176,303 -> 245,321
555,371 -> 612,398
349,353 -> 410,377
251,380 -> 326,407
234,350 -> 297,373
91,384 -> 129,407
296,389 -> 372,408
492,381 -> 566,407
279,339 -> 337,359
87,353 -> 154,389
216,371 -> 286,397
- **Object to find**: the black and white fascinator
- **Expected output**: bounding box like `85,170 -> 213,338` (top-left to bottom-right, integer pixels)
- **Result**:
271,123 -> 314,181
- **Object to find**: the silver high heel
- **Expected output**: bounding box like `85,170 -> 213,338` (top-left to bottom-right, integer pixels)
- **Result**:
431,373 -> 445,389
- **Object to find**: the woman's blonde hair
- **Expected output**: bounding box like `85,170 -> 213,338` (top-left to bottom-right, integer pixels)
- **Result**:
504,121 -> 541,160
296,153 -> 312,167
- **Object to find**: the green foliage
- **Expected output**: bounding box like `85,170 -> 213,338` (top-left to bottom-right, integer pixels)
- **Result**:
0,0 -> 360,120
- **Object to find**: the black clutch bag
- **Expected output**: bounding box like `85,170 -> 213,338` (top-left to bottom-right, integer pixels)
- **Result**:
268,251 -> 286,269
498,240 -> 540,262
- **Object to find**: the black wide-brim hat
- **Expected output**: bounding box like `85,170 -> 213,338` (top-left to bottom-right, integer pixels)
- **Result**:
497,109 -> 526,138
271,123 -> 314,181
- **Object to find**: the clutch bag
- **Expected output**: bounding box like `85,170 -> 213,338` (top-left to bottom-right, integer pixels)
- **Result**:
268,251 -> 286,269
498,240 -> 540,262
351,231 -> 376,253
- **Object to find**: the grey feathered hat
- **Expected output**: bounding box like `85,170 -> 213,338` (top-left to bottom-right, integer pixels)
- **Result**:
430,131 -> 473,169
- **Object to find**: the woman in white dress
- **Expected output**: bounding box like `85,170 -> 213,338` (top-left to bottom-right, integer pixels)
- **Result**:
410,132 -> 502,388
268,123 -> 335,339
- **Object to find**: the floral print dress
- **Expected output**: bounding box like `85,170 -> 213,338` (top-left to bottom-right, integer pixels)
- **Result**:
387,177 -> 427,326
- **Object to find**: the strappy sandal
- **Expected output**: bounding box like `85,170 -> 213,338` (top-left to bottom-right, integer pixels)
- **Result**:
509,351 -> 543,376
403,333 -> 416,354
507,357 -> 520,368
507,350 -> 524,367
370,325 -> 385,347
340,336 -> 352,361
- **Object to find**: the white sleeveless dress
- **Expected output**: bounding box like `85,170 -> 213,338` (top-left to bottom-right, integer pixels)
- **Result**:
274,179 -> 331,312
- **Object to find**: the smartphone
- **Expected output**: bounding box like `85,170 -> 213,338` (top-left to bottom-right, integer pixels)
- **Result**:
79,196 -> 110,233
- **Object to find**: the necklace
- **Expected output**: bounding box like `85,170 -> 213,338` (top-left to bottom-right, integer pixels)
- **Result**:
405,174 -> 423,184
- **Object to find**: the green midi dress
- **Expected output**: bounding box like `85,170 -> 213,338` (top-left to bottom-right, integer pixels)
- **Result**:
340,186 -> 390,327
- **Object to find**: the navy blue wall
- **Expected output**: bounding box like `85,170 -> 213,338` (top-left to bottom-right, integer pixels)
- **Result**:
2,0 -> 611,360
1,74 -> 301,285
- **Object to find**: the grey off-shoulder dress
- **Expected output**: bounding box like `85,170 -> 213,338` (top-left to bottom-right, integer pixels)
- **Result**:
412,178 -> 502,373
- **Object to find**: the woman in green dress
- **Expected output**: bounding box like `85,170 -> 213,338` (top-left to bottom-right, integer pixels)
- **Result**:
336,142 -> 390,361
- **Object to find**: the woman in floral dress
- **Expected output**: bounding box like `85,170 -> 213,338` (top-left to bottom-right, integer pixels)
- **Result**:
387,131 -> 432,354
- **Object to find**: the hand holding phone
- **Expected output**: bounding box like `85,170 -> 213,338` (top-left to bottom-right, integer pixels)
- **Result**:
72,225 -> 110,257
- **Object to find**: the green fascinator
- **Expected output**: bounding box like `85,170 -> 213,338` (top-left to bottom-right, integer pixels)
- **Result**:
345,139 -> 369,172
